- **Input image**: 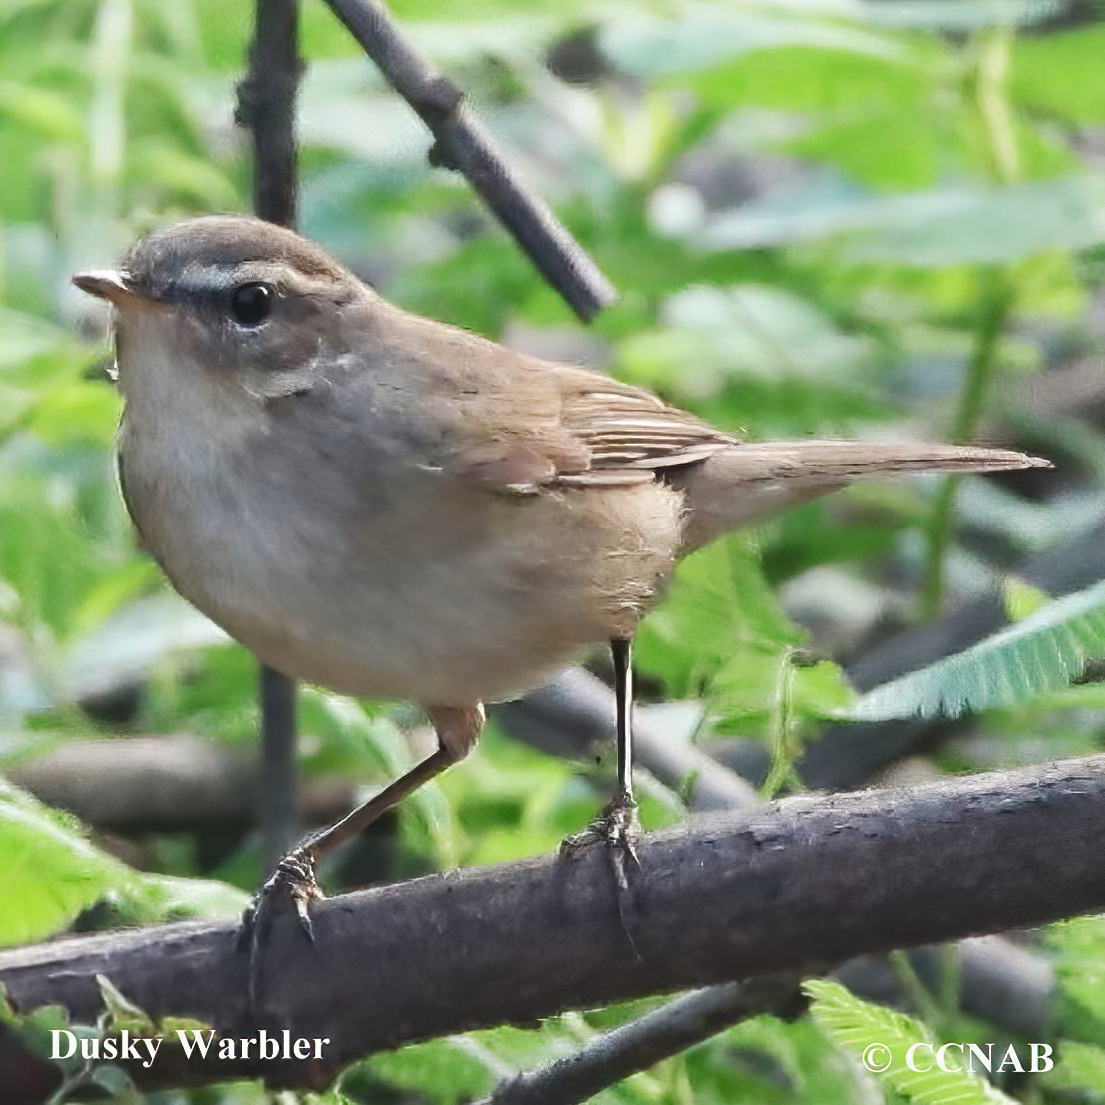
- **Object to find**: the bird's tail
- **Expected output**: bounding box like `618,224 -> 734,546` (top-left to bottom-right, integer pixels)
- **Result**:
666,441 -> 1050,553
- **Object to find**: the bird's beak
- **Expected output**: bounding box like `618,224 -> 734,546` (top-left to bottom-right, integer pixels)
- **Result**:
72,270 -> 147,307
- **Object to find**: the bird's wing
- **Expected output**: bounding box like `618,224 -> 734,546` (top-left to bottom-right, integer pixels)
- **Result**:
389,308 -> 734,494
554,378 -> 735,488
439,367 -> 735,494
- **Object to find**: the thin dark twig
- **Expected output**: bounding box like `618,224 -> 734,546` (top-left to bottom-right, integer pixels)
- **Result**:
483,974 -> 806,1105
236,0 -> 305,874
321,0 -> 618,323
236,0 -> 303,229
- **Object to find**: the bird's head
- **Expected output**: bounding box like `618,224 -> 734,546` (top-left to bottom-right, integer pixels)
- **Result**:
73,215 -> 372,410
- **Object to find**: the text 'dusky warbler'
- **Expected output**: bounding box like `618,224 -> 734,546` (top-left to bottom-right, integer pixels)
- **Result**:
74,215 -> 1048,930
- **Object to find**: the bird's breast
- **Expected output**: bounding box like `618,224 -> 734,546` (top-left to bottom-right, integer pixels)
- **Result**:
118,418 -> 683,706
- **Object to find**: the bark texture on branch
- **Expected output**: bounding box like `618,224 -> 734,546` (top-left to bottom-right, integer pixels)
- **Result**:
493,668 -> 1056,1100
1,755 -> 1101,1089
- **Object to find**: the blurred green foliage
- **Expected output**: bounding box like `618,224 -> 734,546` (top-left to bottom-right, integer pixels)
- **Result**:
4,0 -> 1105,1101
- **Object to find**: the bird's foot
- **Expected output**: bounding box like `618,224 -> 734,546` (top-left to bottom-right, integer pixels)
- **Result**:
238,844 -> 324,1018
559,790 -> 641,894
559,792 -> 642,958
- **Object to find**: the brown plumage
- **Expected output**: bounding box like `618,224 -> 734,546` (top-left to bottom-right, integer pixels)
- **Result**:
73,212 -> 1047,713
73,215 -> 1048,898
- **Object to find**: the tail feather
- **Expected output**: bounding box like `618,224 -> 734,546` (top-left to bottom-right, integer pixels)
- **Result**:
666,440 -> 1050,553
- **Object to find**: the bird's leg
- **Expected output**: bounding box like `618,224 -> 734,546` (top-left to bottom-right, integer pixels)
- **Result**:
240,702 -> 484,1015
560,636 -> 641,888
608,635 -> 641,878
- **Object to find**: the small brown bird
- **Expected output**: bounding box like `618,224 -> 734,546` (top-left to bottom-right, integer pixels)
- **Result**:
74,215 -> 1046,920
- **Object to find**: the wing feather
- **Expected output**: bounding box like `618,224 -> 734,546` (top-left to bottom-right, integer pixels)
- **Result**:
558,384 -> 734,482
411,320 -> 735,493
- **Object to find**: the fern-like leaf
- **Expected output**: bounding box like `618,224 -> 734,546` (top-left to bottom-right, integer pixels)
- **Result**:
806,979 -> 1016,1105
851,581 -> 1105,722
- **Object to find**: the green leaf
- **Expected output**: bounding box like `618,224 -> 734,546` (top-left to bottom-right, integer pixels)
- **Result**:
637,534 -> 850,753
619,284 -> 873,400
89,1064 -> 134,1095
806,978 -> 1016,1104
0,775 -> 246,946
1002,576 -> 1049,622
790,659 -> 855,718
97,974 -> 155,1036
440,723 -> 590,865
865,1 -> 1055,30
123,871 -> 251,922
126,138 -> 239,208
296,691 -> 460,868
0,994 -> 89,1076
1041,1040 -> 1105,1096
67,559 -> 162,640
601,8 -> 902,81
844,176 -> 1105,266
0,308 -> 83,372
701,175 -> 1105,263
21,380 -> 121,449
1047,916 -> 1105,1046
0,81 -> 82,141
0,780 -> 130,947
1014,24 -> 1105,126
298,691 -> 412,777
680,43 -> 951,189
359,1037 -> 495,1104
763,502 -> 899,583
637,532 -> 801,700
852,580 -> 1105,721
0,472 -> 135,649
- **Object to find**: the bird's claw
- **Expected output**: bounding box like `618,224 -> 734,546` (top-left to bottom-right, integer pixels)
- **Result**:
559,792 -> 643,958
238,845 -> 324,1017
559,791 -> 642,890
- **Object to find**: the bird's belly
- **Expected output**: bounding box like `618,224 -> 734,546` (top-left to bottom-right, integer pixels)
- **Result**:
124,453 -> 682,706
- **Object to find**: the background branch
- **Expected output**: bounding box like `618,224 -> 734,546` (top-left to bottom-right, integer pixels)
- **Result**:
483,974 -> 807,1105
235,0 -> 304,873
6,734 -> 356,834
494,667 -> 761,813
235,0 -> 301,228
322,0 -> 617,322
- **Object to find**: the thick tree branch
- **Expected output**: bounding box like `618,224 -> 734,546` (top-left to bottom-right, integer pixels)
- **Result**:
2,754 -> 1102,1090
321,0 -> 617,322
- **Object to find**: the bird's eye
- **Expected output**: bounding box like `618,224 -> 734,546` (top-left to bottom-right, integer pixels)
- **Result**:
230,283 -> 274,326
